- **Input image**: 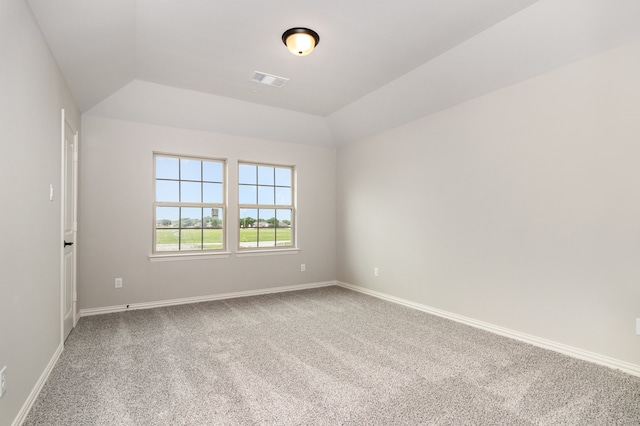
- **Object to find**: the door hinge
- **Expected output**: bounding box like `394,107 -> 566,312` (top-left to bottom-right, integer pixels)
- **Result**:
73,222 -> 78,232
73,292 -> 77,302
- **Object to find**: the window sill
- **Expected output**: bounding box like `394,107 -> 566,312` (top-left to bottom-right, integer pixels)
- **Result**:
236,248 -> 300,257
149,251 -> 232,262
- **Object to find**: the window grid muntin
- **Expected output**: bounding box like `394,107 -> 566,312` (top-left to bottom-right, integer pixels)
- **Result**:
238,162 -> 294,250
154,153 -> 226,253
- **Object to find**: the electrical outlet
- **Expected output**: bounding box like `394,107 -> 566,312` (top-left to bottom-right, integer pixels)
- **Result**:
0,366 -> 7,398
115,278 -> 123,288
636,318 -> 640,336
374,267 -> 379,277
301,264 -> 306,272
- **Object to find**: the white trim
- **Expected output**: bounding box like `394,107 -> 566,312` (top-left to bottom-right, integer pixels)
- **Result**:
236,248 -> 300,257
80,281 -> 336,317
149,252 -> 232,262
71,120 -> 79,330
60,109 -> 65,345
61,109 -> 79,340
12,344 -> 63,426
336,281 -> 640,378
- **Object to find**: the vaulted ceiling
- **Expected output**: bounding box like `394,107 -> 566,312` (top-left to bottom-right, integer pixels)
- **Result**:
28,0 -> 640,145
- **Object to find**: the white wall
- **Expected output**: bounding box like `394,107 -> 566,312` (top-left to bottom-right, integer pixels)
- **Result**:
337,39 -> 640,366
327,0 -> 640,145
78,117 -> 336,310
85,80 -> 336,148
0,0 -> 80,424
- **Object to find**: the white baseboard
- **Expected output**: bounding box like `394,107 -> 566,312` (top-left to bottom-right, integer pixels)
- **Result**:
12,343 -> 63,426
336,281 -> 640,378
80,281 -> 337,317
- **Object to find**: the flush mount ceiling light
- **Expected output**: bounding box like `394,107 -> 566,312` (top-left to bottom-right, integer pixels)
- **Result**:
282,27 -> 320,56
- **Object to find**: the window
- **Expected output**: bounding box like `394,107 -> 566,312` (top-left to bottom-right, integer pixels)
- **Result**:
154,154 -> 225,253
238,162 -> 294,249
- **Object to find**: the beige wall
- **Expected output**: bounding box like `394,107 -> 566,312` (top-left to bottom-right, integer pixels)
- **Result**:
78,117 -> 336,310
337,39 -> 640,366
0,0 -> 80,424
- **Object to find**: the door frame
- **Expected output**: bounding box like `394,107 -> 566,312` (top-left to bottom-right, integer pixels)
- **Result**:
60,109 -> 79,343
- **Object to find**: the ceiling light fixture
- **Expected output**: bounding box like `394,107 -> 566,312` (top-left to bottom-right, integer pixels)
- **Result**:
282,27 -> 320,56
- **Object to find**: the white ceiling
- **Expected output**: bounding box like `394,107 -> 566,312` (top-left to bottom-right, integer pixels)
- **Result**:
28,0 -> 640,145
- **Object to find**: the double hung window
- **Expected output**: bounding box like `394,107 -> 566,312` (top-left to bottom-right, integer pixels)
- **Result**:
154,154 -> 225,253
238,162 -> 294,249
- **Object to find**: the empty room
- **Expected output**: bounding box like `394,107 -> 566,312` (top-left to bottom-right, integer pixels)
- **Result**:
2,0 -> 640,424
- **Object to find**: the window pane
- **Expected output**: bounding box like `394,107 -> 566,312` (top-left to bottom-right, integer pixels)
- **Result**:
275,167 -> 291,187
156,157 -> 179,180
275,187 -> 291,205
240,228 -> 258,248
205,208 -> 223,229
258,186 -> 274,205
239,184 -> 257,204
259,229 -> 275,247
156,229 -> 179,251
239,208 -> 257,247
275,209 -> 292,246
180,228 -> 202,250
156,180 -> 179,202
276,209 -> 291,226
156,206 -> 179,228
203,161 -> 222,183
203,183 -> 223,203
203,229 -> 223,250
181,181 -> 201,203
258,166 -> 274,185
240,208 -> 257,228
181,207 -> 202,229
258,208 -> 276,247
258,230 -> 275,247
239,164 -> 256,184
181,159 -> 201,181
156,205 -> 180,251
258,208 -> 275,223
275,228 -> 292,246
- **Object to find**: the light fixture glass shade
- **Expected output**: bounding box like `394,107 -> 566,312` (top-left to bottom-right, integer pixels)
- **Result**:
285,33 -> 315,56
282,28 -> 319,56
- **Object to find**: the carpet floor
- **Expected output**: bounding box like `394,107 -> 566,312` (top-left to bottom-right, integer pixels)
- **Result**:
24,286 -> 640,425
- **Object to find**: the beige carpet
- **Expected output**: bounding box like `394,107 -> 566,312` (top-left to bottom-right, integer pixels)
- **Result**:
25,286 -> 640,424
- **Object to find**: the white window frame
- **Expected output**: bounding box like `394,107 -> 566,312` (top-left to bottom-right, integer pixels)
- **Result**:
153,153 -> 226,255
238,161 -> 295,252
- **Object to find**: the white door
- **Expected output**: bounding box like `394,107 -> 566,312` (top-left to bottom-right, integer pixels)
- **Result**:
62,111 -> 78,341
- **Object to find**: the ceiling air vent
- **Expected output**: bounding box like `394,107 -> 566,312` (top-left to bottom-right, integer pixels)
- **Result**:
250,71 -> 289,88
